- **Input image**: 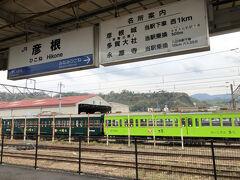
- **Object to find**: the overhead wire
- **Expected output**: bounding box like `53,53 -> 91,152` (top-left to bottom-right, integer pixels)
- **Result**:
55,65 -> 240,88
56,73 -> 240,93
35,48 -> 239,84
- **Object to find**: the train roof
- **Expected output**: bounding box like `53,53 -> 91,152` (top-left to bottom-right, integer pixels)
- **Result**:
0,114 -> 103,119
105,111 -> 240,117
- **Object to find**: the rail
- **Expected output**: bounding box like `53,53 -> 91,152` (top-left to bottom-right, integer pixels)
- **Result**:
0,134 -> 239,180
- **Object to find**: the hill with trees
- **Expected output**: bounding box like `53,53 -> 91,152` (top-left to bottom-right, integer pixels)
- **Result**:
0,90 -> 232,112
99,90 -> 211,111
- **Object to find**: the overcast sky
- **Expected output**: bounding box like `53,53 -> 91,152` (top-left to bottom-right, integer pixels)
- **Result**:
0,31 -> 240,96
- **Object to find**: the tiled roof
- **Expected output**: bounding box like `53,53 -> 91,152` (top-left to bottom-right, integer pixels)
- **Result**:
0,95 -> 96,109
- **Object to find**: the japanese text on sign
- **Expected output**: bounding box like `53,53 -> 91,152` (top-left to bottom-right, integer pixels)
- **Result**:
8,26 -> 97,80
100,0 -> 209,66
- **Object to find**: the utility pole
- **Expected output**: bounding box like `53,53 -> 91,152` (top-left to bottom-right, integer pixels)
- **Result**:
230,84 -> 236,110
58,82 -> 64,113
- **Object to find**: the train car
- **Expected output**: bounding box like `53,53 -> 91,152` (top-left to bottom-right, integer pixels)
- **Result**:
104,112 -> 240,140
1,114 -> 104,137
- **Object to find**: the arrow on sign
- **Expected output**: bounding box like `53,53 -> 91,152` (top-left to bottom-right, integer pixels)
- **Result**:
84,56 -> 91,64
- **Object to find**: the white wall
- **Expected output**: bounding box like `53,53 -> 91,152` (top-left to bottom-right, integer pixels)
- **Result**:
0,105 -> 76,117
109,102 -> 129,113
79,96 -> 110,106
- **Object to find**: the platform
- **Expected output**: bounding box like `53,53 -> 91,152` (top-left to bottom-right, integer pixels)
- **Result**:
0,164 -> 119,180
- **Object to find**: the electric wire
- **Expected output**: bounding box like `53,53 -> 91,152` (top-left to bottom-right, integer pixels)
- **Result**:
35,48 -> 239,83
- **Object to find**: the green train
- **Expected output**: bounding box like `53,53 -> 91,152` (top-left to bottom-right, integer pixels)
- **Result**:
105,112 -> 240,141
1,112 -> 240,140
1,114 -> 104,136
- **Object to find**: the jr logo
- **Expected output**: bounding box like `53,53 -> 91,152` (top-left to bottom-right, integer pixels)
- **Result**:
21,47 -> 27,53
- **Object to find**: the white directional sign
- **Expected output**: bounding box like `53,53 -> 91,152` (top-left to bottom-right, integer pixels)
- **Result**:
99,0 -> 209,66
8,26 -> 98,80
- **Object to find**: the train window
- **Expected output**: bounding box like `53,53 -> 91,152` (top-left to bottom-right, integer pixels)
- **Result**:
195,118 -> 199,127
41,121 -> 44,127
72,121 -> 75,127
140,119 -> 147,127
125,119 -> 129,127
80,121 -> 84,127
136,119 -> 138,127
112,120 -> 116,127
6,121 -> 11,128
175,119 -> 178,127
31,121 -> 35,127
19,121 -> 24,128
105,120 -> 111,127
201,118 -> 210,127
63,120 -> 67,127
56,120 -> 59,127
130,119 -> 134,127
8,121 -> 12,128
57,120 -> 60,127
222,118 -> 232,127
14,121 -> 18,127
188,118 -> 192,127
148,119 -> 153,127
135,119 -> 138,127
35,121 -> 38,127
182,118 -> 185,127
156,119 -> 164,127
211,118 -> 221,127
84,120 -> 88,127
76,120 -> 79,127
234,118 -> 240,127
112,120 -> 118,127
95,120 -> 100,127
107,120 -> 111,127
165,119 -> 173,127
40,121 -> 43,127
90,120 -> 94,127
59,120 -> 62,127
119,119 -> 122,127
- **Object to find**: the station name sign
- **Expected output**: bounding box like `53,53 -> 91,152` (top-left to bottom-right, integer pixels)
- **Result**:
8,26 -> 98,80
99,0 -> 210,66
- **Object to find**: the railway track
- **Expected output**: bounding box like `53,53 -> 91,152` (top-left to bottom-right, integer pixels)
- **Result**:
2,143 -> 240,179
3,143 -> 240,160
2,151 -> 240,179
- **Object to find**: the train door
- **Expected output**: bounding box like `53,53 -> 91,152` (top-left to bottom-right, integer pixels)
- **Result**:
55,118 -> 69,135
181,116 -> 192,136
2,119 -> 12,134
71,117 -> 86,135
40,117 -> 53,134
14,118 -> 24,134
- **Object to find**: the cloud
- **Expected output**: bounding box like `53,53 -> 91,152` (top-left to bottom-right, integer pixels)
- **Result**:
1,31 -> 240,95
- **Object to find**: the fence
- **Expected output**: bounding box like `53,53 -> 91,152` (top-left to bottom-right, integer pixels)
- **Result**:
0,134 -> 239,180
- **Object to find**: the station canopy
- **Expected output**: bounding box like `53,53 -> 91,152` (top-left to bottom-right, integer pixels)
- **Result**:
0,0 -> 240,71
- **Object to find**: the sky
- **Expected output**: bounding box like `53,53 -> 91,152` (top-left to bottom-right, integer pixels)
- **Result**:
0,31 -> 240,96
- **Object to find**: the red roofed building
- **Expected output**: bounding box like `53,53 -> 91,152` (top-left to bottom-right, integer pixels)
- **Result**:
0,95 -> 111,117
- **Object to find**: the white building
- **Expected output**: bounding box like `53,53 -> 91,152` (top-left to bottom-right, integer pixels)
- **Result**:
0,95 -> 111,117
108,102 -> 129,113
